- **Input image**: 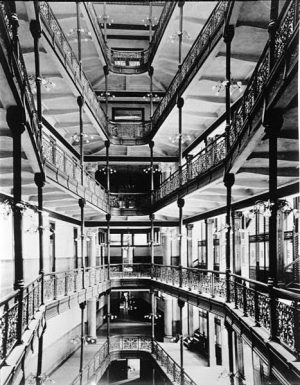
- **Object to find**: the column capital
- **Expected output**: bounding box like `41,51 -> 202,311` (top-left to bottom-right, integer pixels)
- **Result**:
178,1 -> 185,8
177,298 -> 185,308
7,106 -> 26,135
103,65 -> 109,76
29,19 -> 41,39
148,65 -> 154,77
79,301 -> 86,310
223,24 -> 235,43
105,140 -> 110,149
78,198 -> 86,208
149,140 -> 155,149
263,109 -> 284,137
106,213 -> 111,222
186,223 -> 193,231
34,172 -> 45,188
223,173 -> 235,188
77,95 -> 84,107
177,96 -> 184,109
186,154 -> 193,163
149,213 -> 155,221
177,198 -> 185,208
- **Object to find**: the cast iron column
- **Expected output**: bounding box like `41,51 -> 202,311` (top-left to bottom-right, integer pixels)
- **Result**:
264,109 -> 283,340
178,299 -> 185,385
76,1 -> 82,78
34,173 -> 45,304
29,3 -> 42,140
79,301 -> 86,385
7,106 -> 25,345
150,213 -> 155,277
149,140 -> 154,205
177,97 -> 184,169
106,214 -> 111,279
223,24 -> 234,153
149,66 -> 154,118
224,173 -> 235,303
79,198 -> 86,288
107,289 -> 111,351
178,198 -> 185,287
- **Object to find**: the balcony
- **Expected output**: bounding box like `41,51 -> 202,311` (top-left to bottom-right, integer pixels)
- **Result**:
83,2 -> 176,75
107,121 -> 152,145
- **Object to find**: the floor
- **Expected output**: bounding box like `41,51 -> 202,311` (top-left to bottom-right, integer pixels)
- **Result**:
50,319 -> 231,385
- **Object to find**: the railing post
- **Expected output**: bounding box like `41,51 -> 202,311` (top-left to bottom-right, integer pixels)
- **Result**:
211,273 -> 215,298
234,277 -> 238,309
293,301 -> 300,360
224,173 -> 235,303
242,281 -> 248,317
7,105 -> 26,345
254,289 -> 260,327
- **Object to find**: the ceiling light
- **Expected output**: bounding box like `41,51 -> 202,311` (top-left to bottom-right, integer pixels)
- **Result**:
169,30 -> 191,44
212,77 -> 243,96
168,134 -> 192,144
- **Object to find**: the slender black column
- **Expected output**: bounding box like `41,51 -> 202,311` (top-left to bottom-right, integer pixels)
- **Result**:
151,289 -> 155,342
149,140 -> 154,205
106,290 -> 111,344
77,96 -> 84,186
79,301 -> 86,385
104,65 -> 109,122
177,97 -> 184,169
106,214 -> 111,279
105,140 -> 110,193
264,109 -> 283,340
178,299 -> 185,385
29,4 -> 42,139
177,1 -> 184,68
223,25 -> 234,153
76,1 -> 82,78
150,213 -> 155,270
177,198 -> 185,287
34,173 -> 45,305
224,173 -> 235,303
79,198 -> 86,288
226,325 -> 234,379
7,106 -> 25,344
36,320 -> 47,385
148,66 -> 154,117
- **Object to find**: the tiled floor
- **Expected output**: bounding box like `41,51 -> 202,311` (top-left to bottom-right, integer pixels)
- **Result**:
50,320 -> 231,385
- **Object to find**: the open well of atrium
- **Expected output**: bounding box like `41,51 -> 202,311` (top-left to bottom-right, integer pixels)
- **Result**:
0,1 -> 299,385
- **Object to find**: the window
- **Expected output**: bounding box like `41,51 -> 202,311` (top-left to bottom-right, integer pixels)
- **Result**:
134,233 -> 148,246
112,108 -> 144,122
110,233 -> 121,245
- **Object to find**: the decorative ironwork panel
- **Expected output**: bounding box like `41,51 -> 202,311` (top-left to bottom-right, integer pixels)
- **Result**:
44,275 -> 55,302
258,293 -> 270,330
214,276 -> 226,298
55,273 -> 66,297
276,300 -> 295,351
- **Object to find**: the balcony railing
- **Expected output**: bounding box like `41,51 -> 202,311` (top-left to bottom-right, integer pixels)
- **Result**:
107,121 -> 152,145
154,0 -> 298,204
39,1 -> 107,135
1,264 -> 299,367
110,193 -> 150,213
42,133 -> 109,212
155,135 -> 226,202
152,1 -> 229,131
83,2 -> 176,74
71,336 -> 197,385
0,2 -> 43,165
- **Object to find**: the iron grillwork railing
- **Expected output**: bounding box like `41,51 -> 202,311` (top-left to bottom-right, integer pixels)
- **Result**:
39,1 -> 107,134
42,133 -> 109,212
107,121 -> 152,145
1,263 -> 299,365
110,193 -> 150,212
83,2 -> 176,74
0,2 -> 43,162
154,0 -> 298,203
152,1 -> 229,129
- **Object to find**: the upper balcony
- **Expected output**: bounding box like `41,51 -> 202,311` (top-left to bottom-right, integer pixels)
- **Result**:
83,2 -> 176,75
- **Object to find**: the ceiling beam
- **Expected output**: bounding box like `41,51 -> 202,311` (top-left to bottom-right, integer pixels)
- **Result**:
84,155 -> 178,163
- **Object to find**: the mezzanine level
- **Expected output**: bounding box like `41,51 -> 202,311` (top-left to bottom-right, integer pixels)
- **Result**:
1,264 -> 299,385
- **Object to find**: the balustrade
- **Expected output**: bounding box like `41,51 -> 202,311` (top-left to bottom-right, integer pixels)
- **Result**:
83,2 -> 175,74
110,193 -> 150,211
39,2 -> 107,133
107,121 -> 152,145
0,2 -> 42,160
1,264 -> 299,366
42,133 -> 109,212
154,0 -> 298,204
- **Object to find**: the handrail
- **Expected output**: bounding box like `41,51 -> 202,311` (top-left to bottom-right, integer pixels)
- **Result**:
152,340 -> 198,385
152,1 -> 229,130
153,0 -> 298,204
284,256 -> 300,271
83,2 -> 176,74
39,1 -> 107,137
42,132 -> 109,212
0,2 -> 43,163
110,192 -> 150,210
1,263 -> 300,366
107,120 -> 152,145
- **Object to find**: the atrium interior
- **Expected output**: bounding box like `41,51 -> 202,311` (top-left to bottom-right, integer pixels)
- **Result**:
0,1 -> 299,385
